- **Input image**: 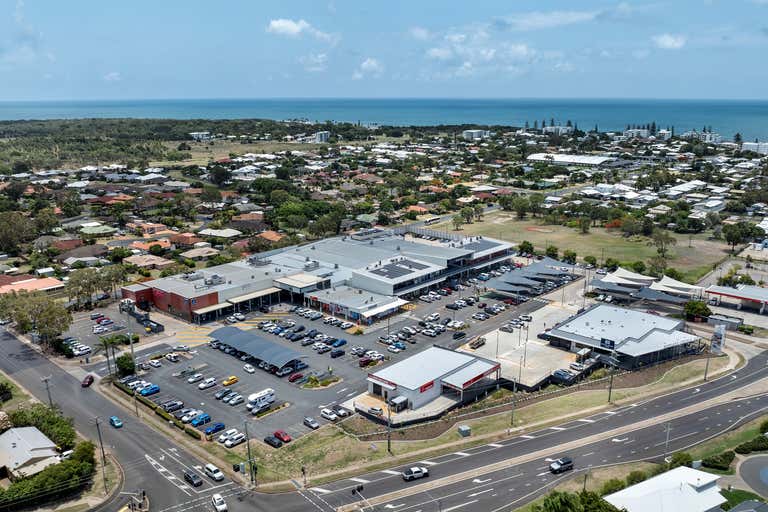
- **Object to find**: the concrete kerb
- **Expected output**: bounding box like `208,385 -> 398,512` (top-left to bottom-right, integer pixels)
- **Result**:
337,387 -> 768,512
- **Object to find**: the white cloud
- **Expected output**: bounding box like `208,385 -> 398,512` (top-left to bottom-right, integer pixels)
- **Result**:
299,52 -> 328,72
266,18 -> 336,43
652,33 -> 686,49
409,26 -> 431,40
426,47 -> 453,60
103,71 -> 122,82
352,57 -> 384,79
496,10 -> 598,31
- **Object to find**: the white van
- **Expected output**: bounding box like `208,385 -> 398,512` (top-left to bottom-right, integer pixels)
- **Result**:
246,388 -> 275,410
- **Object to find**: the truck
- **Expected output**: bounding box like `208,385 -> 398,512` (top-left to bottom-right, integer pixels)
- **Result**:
245,388 -> 275,410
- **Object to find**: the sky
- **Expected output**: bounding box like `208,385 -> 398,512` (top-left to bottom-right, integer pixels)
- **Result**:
2,0 -> 768,100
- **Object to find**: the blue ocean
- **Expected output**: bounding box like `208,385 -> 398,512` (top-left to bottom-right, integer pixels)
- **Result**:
0,98 -> 766,140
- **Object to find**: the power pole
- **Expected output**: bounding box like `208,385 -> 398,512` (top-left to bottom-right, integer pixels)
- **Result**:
41,375 -> 54,408
387,406 -> 392,455
703,343 -> 711,381
607,364 -> 615,403
243,421 -> 255,485
94,417 -> 108,495
664,422 -> 672,465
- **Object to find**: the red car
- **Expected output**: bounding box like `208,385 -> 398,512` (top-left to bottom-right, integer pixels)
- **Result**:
81,374 -> 94,387
288,372 -> 303,383
273,430 -> 292,443
477,303 -> 487,309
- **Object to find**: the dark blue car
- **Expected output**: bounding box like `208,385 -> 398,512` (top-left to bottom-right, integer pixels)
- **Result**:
205,422 -> 226,436
332,338 -> 347,348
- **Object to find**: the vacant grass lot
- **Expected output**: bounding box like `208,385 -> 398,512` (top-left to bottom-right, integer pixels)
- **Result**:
437,211 -> 728,282
152,140 -> 326,167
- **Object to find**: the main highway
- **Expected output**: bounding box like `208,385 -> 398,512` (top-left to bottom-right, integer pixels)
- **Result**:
2,325 -> 767,512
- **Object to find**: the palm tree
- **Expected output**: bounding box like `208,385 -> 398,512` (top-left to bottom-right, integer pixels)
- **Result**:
99,336 -> 117,375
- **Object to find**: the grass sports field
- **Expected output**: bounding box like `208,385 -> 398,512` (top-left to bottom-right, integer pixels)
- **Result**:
436,211 -> 728,283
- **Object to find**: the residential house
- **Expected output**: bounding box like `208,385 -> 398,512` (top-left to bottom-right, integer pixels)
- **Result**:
124,254 -> 176,270
0,427 -> 60,480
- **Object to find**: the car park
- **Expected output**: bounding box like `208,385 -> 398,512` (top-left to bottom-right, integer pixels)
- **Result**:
402,466 -> 429,481
549,456 -> 573,473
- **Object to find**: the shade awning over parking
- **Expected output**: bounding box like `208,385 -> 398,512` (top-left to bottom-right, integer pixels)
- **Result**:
209,326 -> 305,369
227,287 -> 281,304
192,302 -> 231,315
361,298 -> 409,319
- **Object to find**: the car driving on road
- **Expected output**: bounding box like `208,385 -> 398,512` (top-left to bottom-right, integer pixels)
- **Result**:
402,466 -> 429,481
549,456 -> 573,474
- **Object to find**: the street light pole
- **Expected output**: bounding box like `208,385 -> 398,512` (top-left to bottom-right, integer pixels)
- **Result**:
93,417 -> 108,495
387,406 -> 393,455
243,421 -> 255,485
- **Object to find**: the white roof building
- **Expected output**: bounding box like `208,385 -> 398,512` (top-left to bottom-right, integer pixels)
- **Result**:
0,427 -> 59,480
604,466 -> 726,512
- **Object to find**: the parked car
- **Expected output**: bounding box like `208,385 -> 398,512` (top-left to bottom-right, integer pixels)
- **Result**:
198,378 -> 216,390
139,384 -> 160,396
469,337 -> 486,349
182,409 -> 203,423
149,359 -> 162,368
205,422 -> 226,436
402,466 -> 429,481
452,331 -> 467,340
330,348 -> 345,358
549,456 -> 574,474
303,417 -> 320,429
227,395 -> 244,406
217,428 -> 238,443
332,405 -> 350,418
276,366 -> 293,377
187,373 -> 204,384
222,376 -> 239,386
162,400 -> 184,413
81,374 -> 94,387
288,372 -> 304,383
273,430 -> 292,443
225,432 -> 246,448
263,435 -> 283,448
243,364 -> 256,374
321,408 -> 338,421
191,413 -> 211,427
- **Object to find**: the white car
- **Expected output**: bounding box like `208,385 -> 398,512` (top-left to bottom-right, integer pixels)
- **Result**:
218,428 -> 239,443
402,466 -> 429,481
387,346 -> 402,353
224,432 -> 246,448
198,378 -> 216,390
182,409 -> 203,423
187,373 -> 204,384
233,313 -> 245,321
211,493 -> 228,512
149,360 -> 162,368
425,313 -> 440,322
320,408 -> 338,421
243,363 -> 256,374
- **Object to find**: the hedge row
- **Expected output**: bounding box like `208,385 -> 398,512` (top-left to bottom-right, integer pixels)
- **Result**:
702,450 -> 735,470
735,435 -> 768,454
185,426 -> 202,440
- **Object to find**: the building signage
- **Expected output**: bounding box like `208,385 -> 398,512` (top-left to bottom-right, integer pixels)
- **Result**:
419,380 -> 434,393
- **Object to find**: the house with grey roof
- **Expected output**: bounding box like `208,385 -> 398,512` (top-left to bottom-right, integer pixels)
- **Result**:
0,427 -> 59,480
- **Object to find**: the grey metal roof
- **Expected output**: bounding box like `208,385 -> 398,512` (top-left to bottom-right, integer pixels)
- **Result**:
706,284 -> 768,303
590,278 -> 637,295
632,286 -> 688,304
370,346 -> 477,390
210,326 -> 305,369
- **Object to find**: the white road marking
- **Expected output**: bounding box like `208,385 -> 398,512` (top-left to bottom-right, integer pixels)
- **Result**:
350,477 -> 370,484
444,500 -> 478,512
472,477 -> 492,484
384,504 -> 405,510
419,460 -> 437,466
467,488 -> 494,497
488,443 -> 504,448
144,454 -> 191,497
611,437 -> 628,443
310,487 -> 331,494
337,387 -> 349,394
381,469 -> 401,475
454,452 -> 471,457
536,472 -> 549,477
604,411 -> 617,415
520,434 -> 535,439
550,426 -> 565,431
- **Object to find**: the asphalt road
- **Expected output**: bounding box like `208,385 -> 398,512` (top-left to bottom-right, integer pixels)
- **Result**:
4,326 -> 767,512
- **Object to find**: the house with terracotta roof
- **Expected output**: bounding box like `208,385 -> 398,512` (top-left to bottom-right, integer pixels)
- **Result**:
258,230 -> 284,243
126,221 -> 168,235
131,239 -> 172,252
0,277 -> 65,295
170,232 -> 203,248
406,205 -> 429,214
124,254 -> 176,270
